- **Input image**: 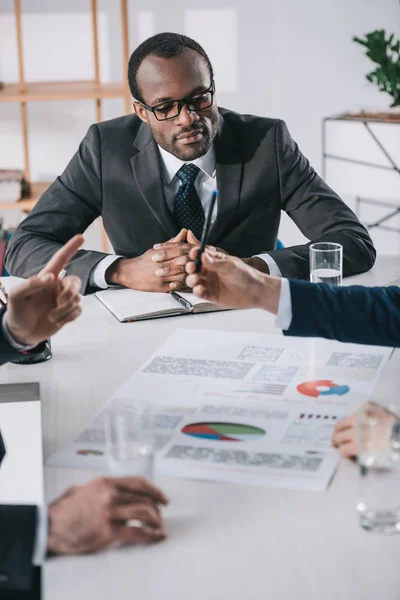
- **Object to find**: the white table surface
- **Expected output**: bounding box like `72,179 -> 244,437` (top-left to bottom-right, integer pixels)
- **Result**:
1,256 -> 400,600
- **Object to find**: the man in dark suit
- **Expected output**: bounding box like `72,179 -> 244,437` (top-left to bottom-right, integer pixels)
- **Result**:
0,238 -> 167,597
0,426 -> 167,597
0,235 -> 83,368
5,33 -> 375,295
186,247 -> 400,348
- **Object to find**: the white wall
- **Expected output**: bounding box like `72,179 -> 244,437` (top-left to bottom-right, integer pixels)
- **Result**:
0,0 -> 399,251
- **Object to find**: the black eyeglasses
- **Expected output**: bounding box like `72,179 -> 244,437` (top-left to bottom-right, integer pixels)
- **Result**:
135,83 -> 214,121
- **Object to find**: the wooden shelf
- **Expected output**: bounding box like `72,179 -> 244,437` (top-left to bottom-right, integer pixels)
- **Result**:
0,181 -> 50,212
0,81 -> 128,103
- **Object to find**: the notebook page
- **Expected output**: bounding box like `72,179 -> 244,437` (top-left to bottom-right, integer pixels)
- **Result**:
96,288 -> 187,321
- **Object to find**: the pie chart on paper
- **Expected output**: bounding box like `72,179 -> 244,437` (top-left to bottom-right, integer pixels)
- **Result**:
181,422 -> 265,442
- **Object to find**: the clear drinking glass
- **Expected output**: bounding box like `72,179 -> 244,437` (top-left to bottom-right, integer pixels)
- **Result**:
104,398 -> 155,479
357,402 -> 400,534
309,242 -> 343,285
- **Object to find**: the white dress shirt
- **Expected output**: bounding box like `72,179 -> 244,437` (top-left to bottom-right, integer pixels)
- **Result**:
275,278 -> 293,330
90,144 -> 282,288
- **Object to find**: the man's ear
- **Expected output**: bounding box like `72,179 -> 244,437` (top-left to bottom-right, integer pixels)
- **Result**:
132,102 -> 149,124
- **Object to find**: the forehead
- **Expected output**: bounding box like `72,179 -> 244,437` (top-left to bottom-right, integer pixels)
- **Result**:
136,48 -> 210,104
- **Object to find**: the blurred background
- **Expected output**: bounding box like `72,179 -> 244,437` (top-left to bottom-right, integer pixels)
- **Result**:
0,0 -> 399,260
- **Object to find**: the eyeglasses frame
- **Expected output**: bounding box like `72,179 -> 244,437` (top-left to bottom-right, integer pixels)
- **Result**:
133,82 -> 215,121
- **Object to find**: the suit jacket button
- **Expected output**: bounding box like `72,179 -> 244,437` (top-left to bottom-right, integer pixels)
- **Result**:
0,573 -> 10,585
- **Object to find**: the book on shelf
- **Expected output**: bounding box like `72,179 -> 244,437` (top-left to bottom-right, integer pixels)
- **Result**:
0,220 -> 15,276
0,169 -> 30,203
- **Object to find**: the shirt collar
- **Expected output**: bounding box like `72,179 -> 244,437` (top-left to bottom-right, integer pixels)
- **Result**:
158,144 -> 216,184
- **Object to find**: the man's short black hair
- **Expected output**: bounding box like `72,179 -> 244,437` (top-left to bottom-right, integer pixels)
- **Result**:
128,32 -> 214,103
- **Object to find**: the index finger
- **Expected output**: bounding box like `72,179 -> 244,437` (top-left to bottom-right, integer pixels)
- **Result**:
152,244 -> 192,262
189,247 -> 200,260
154,241 -> 191,251
39,235 -> 84,277
109,477 -> 169,505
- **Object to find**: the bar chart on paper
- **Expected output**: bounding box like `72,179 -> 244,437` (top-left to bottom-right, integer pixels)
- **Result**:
181,422 -> 265,442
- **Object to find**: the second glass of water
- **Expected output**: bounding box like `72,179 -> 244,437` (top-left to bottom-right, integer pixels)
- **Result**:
357,403 -> 400,534
310,242 -> 343,285
105,398 -> 155,479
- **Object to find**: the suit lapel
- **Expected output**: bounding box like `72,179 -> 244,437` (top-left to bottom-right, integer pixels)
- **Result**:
130,123 -> 179,239
209,114 -> 243,244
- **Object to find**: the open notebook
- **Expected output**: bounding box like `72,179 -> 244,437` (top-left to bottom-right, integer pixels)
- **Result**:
95,288 -> 228,322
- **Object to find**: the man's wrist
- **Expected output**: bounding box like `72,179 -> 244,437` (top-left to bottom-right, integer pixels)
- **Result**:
257,275 -> 282,315
242,257 -> 270,274
105,257 -> 128,286
2,313 -> 36,348
46,502 -> 59,556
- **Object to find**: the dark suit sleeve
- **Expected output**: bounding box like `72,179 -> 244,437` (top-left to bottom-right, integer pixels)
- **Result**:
0,309 -> 47,367
0,505 -> 37,592
4,125 -> 109,294
0,309 -> 24,367
266,121 -> 376,279
284,280 -> 400,347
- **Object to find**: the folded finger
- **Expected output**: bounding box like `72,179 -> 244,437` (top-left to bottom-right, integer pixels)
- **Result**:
55,295 -> 81,313
159,273 -> 187,284
111,477 -> 168,505
152,245 -> 192,262
115,525 -> 166,544
188,247 -> 200,260
58,276 -> 82,298
169,282 -> 190,291
110,504 -> 162,528
333,417 -> 355,434
49,306 -> 81,326
49,296 -> 81,320
186,274 -> 203,288
331,429 -> 355,448
185,261 -> 197,275
192,284 -> 209,299
55,296 -> 81,316
155,267 -> 183,277
155,258 -> 189,277
338,441 -> 357,459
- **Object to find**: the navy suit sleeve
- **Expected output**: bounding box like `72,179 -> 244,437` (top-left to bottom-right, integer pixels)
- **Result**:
284,280 -> 400,347
0,505 -> 37,593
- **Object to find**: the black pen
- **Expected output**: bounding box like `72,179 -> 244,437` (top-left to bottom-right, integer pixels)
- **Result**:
195,190 -> 218,273
171,290 -> 192,311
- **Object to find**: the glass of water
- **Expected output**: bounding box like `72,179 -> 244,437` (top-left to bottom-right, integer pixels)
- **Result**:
357,402 -> 400,534
310,242 -> 343,285
105,398 -> 155,479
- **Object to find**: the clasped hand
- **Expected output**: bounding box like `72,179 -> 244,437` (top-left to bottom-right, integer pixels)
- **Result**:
108,229 -> 217,292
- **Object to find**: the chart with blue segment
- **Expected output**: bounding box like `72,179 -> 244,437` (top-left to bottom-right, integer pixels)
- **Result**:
182,422 -> 265,442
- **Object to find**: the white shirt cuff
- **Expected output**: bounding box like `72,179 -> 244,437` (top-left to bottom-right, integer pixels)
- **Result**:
90,255 -> 124,289
254,253 -> 283,277
275,278 -> 293,330
33,504 -> 48,565
1,313 -> 36,351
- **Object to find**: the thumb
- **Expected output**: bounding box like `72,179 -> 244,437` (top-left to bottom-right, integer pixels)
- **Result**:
169,228 -> 187,243
203,250 -> 235,273
187,230 -> 199,245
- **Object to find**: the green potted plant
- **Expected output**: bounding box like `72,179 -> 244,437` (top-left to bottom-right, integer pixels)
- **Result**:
344,29 -> 400,122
